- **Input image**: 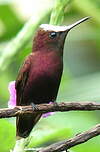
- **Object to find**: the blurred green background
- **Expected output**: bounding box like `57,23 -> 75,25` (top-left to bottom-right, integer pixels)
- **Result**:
0,0 -> 100,152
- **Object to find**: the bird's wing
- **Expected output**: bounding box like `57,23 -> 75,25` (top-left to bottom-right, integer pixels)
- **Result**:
15,53 -> 42,138
15,54 -> 32,105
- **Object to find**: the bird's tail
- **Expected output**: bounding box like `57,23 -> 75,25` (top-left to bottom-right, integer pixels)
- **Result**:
16,113 -> 41,139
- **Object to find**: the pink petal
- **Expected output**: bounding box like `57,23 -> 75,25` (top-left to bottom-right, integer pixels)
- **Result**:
8,81 -> 16,108
8,82 -> 55,117
42,112 -> 55,118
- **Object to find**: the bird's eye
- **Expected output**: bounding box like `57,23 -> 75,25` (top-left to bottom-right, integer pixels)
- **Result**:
49,32 -> 57,39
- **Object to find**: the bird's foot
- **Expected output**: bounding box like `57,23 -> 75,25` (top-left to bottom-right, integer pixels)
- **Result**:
31,103 -> 38,111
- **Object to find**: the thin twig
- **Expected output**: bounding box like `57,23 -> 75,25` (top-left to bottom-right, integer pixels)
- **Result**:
0,102 -> 100,118
39,124 -> 100,152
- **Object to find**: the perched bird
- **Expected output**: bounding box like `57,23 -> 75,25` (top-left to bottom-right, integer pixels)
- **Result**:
15,17 -> 90,139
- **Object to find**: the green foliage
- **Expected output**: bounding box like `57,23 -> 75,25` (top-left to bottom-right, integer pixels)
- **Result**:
28,127 -> 71,148
0,119 -> 15,152
0,4 -> 23,41
50,0 -> 70,25
0,0 -> 100,152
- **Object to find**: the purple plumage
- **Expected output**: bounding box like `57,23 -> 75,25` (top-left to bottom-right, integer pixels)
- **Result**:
15,17 -> 90,138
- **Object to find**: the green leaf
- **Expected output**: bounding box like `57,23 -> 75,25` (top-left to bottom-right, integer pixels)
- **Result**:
0,4 -> 23,41
50,0 -> 71,25
0,119 -> 15,152
28,127 -> 72,148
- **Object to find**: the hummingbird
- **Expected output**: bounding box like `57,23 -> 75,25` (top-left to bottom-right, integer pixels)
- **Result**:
15,17 -> 90,139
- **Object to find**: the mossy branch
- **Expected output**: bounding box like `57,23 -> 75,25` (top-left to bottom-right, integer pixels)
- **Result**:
0,102 -> 100,118
39,124 -> 100,152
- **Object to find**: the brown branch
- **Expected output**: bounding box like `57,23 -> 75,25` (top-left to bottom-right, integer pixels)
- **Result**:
0,102 -> 100,118
39,124 -> 100,152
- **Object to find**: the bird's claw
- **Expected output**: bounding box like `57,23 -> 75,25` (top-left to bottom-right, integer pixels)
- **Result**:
31,103 -> 38,111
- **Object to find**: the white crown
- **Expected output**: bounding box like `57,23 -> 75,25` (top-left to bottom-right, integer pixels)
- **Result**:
40,24 -> 67,32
